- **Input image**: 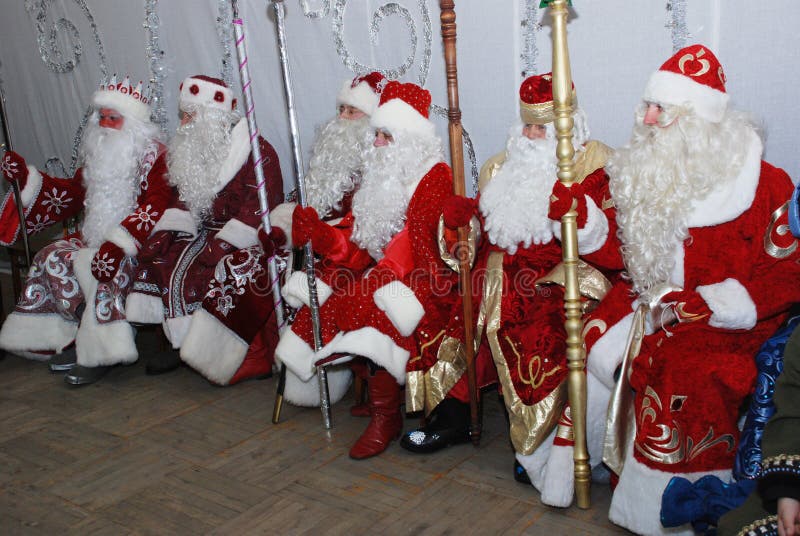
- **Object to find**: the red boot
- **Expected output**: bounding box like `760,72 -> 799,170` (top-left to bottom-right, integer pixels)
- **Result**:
349,369 -> 403,459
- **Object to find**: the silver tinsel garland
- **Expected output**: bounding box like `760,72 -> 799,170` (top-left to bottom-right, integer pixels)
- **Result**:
520,0 -> 541,78
666,0 -> 690,52
216,0 -> 234,87
144,0 -> 168,134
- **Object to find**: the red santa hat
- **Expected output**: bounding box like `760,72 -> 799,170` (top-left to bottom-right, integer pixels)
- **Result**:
518,72 -> 577,125
179,75 -> 236,113
91,74 -> 152,124
370,81 -> 435,138
337,71 -> 387,116
642,44 -> 729,123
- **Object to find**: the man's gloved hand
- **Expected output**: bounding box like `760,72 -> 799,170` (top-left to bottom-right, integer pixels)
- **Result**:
1,151 -> 28,190
660,290 -> 712,325
91,241 -> 125,282
548,181 -> 588,227
197,237 -> 234,268
442,195 -> 478,229
258,226 -> 287,258
291,205 -> 339,257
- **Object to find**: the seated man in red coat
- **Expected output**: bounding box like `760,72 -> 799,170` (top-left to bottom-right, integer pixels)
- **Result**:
0,76 -> 171,385
276,81 -> 458,459
125,75 -> 284,385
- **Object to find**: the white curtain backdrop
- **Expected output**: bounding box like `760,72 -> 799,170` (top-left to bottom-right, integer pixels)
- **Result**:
1,0 -> 798,195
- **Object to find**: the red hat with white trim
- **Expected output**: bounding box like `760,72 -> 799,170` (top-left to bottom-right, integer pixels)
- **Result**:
179,75 -> 236,113
337,71 -> 388,116
643,44 -> 729,123
91,74 -> 152,123
370,81 -> 434,138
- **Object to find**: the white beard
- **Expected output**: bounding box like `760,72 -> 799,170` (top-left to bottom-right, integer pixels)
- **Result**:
79,116 -> 156,247
305,115 -> 371,218
167,106 -> 236,224
608,106 -> 756,297
351,132 -> 444,260
480,128 -> 557,254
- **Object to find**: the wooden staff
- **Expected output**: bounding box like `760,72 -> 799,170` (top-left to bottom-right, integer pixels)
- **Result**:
0,85 -> 32,266
548,0 -> 591,509
439,0 -> 480,445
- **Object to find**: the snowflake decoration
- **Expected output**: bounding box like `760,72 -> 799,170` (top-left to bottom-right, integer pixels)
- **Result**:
132,204 -> 159,231
26,213 -> 51,234
42,187 -> 73,215
91,249 -> 118,279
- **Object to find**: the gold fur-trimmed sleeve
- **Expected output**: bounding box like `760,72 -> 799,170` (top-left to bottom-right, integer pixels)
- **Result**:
574,140 -> 614,184
478,150 -> 507,193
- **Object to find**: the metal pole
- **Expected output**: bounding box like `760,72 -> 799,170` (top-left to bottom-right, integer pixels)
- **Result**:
0,85 -> 32,266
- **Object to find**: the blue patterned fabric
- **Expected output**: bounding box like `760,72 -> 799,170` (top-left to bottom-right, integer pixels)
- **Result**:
790,181 -> 800,238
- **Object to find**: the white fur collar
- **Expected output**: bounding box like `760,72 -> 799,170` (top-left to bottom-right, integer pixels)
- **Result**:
686,130 -> 762,228
214,118 -> 251,194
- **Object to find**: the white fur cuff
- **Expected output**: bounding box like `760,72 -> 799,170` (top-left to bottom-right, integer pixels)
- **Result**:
586,312 -> 633,390
216,218 -> 258,249
180,308 -> 248,385
696,278 -> 757,330
281,270 -> 333,309
270,202 -> 296,249
373,280 -> 424,337
576,198 -> 609,255
274,328 -> 316,381
152,208 -> 197,236
125,292 -> 165,324
20,165 -> 42,208
106,225 -> 138,256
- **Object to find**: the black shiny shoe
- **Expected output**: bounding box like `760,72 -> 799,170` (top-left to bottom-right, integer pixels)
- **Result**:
400,398 -> 470,454
49,347 -> 78,372
514,460 -> 532,485
145,349 -> 181,376
64,364 -> 109,386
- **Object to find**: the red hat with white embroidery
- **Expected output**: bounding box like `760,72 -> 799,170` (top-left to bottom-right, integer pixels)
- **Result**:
643,44 -> 729,123
337,71 -> 387,116
179,75 -> 236,113
370,81 -> 434,138
91,74 -> 152,123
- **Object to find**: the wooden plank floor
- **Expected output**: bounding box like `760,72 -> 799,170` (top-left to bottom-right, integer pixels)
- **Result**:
0,319 -> 629,534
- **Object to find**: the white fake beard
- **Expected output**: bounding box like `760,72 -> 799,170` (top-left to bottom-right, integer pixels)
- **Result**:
167,106 -> 236,223
305,115 -> 371,218
479,127 -> 557,254
79,116 -> 155,247
608,105 -> 755,297
351,132 -> 444,259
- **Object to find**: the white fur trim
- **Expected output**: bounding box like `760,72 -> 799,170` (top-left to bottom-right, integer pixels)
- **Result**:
337,79 -> 380,116
281,271 -> 333,309
180,309 -> 248,385
550,197 -> 609,255
269,202 -> 296,248
125,292 -> 164,323
313,327 -> 410,384
179,76 -> 234,113
540,442 -> 576,507
282,364 -> 352,407
587,312 -> 633,390
373,280 -> 424,337
216,218 -> 258,249
609,444 -> 731,535
164,315 -> 192,349
105,225 -> 138,256
73,248 -> 138,366
0,311 -> 76,356
370,98 -> 435,139
214,119 -> 251,194
20,166 -> 42,208
274,328 -> 317,381
686,131 -> 762,228
643,70 -> 729,124
92,89 -> 151,123
515,430 -> 555,492
152,208 -> 197,236
696,278 -> 757,330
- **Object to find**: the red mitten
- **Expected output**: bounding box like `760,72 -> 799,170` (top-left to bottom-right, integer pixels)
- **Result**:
661,290 -> 712,324
549,181 -> 587,227
291,205 -> 338,256
91,242 -> 125,282
258,226 -> 287,258
1,151 -> 28,190
442,195 -> 477,229
197,237 -> 234,268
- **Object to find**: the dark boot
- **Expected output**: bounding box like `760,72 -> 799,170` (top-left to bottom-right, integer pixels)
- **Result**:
64,364 -> 109,386
145,349 -> 181,375
349,369 -> 403,459
399,397 -> 470,454
349,359 -> 370,417
49,347 -> 78,372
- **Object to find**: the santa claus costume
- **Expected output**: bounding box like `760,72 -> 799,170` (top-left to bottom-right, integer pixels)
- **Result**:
541,45 -> 800,534
125,75 -> 284,385
275,81 -> 458,459
0,76 -> 170,384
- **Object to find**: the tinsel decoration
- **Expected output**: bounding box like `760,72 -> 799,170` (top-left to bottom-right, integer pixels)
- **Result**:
666,0 -> 690,52
301,0 -> 331,19
144,0 -> 168,134
520,0 -> 541,78
431,103 -> 478,193
216,0 -> 234,87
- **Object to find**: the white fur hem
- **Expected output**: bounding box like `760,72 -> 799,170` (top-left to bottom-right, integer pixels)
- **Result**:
696,278 -> 757,330
337,79 -> 380,116
576,198 -> 609,255
125,292 -> 164,323
0,311 -> 77,355
274,328 -> 316,381
643,70 -> 729,124
214,119 -> 250,194
269,202 -> 296,249
281,271 -> 333,309
105,225 -> 138,256
73,248 -> 137,366
20,166 -> 42,207
539,443 -> 575,507
314,327 -> 409,384
282,364 -> 352,407
373,280 -> 424,337
216,218 -> 258,249
152,208 -> 197,236
180,309 -> 247,385
371,98 -> 435,139
164,315 -> 192,349
609,447 -> 731,536
586,312 -> 633,390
